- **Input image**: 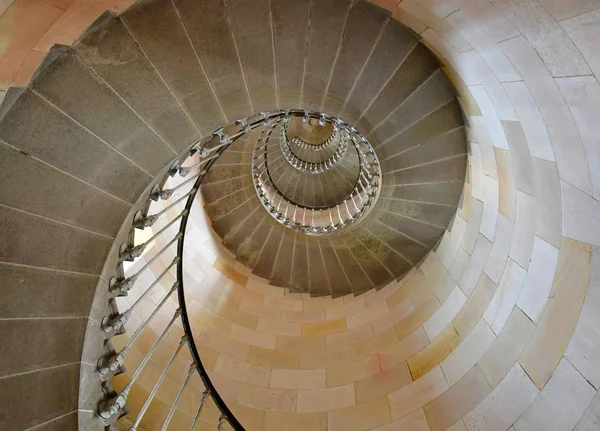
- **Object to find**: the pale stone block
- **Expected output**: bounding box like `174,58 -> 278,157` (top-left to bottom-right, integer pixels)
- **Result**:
492,0 -> 590,77
276,334 -> 326,352
371,408 -> 431,431
441,320 -> 495,386
479,307 -> 535,388
355,360 -> 413,403
388,366 -> 449,420
575,390 -> 600,431
327,355 -> 381,387
371,297 -> 415,335
516,236 -> 559,322
468,116 -> 498,180
494,151 -> 514,223
346,300 -> 390,329
484,215 -> 514,286
453,273 -> 497,338
502,81 -> 555,162
500,36 -> 593,196
387,270 -> 427,309
502,120 -> 534,195
197,329 -> 249,361
515,358 -> 596,431
561,180 -> 600,248
445,9 -> 521,82
463,364 -> 539,431
520,238 -> 592,388
450,247 -> 470,283
480,175 -> 499,242
269,369 -> 326,390
230,323 -> 276,350
395,291 -> 441,340
299,348 -> 350,370
237,384 -> 297,412
262,296 -> 302,311
256,318 -> 301,336
326,324 -> 372,350
351,326 -> 399,361
459,234 -> 493,296
423,366 -> 491,431
462,51 -> 518,121
214,355 -> 270,386
539,0 -> 600,20
566,247 -> 600,388
470,86 -> 509,149
327,396 -> 392,431
561,9 -> 600,80
408,326 -> 461,380
556,76 -> 600,201
263,411 -> 326,431
438,216 -> 468,269
296,384 -> 356,412
239,300 -> 281,320
509,190 -> 536,270
484,258 -> 527,334
446,421 -> 467,431
462,199 -> 484,255
379,328 -> 430,371
281,308 -> 325,323
470,142 -> 486,202
247,345 -> 299,369
326,296 -> 368,319
532,158 -> 562,248
424,286 -> 467,340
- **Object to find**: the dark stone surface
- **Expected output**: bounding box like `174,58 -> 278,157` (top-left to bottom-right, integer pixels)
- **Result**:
201,175 -> 253,202
319,238 -> 351,297
172,0 -> 252,120
235,215 -> 273,268
344,233 -> 392,287
330,237 -> 373,293
306,238 -> 331,296
227,0 -> 277,112
205,186 -> 255,221
253,226 -> 283,278
0,206 -> 113,274
372,207 -> 447,247
379,198 -> 457,229
289,232 -> 309,291
0,363 -> 79,431
0,318 -> 87,377
75,17 -> 200,151
211,194 -> 261,238
341,20 -> 417,124
0,264 -> 97,318
0,89 -> 150,204
356,43 -> 439,136
271,0 -> 311,108
122,0 -> 226,134
33,411 -> 78,431
352,227 -> 412,278
369,70 -> 456,146
269,229 -> 295,287
385,181 -> 465,206
0,143 -> 130,236
375,99 -> 464,160
364,218 -> 430,265
381,127 -> 467,172
386,156 -> 467,185
323,1 -> 389,115
302,0 -> 352,111
31,48 -> 175,175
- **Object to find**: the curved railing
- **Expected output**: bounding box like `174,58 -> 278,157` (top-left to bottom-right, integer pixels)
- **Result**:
95,114 -> 284,431
279,122 -> 348,173
252,111 -> 382,235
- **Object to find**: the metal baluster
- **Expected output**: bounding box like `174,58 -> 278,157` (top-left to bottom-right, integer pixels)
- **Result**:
98,282 -> 178,375
160,363 -> 197,431
120,210 -> 188,261
217,415 -> 227,431
102,263 -> 178,332
110,239 -> 180,295
188,389 -> 211,431
98,308 -> 181,418
135,190 -> 197,229
130,335 -> 189,430
178,153 -> 218,177
151,173 -> 201,201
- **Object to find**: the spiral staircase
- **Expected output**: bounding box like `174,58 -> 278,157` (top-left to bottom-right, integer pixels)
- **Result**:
2,0 -> 600,430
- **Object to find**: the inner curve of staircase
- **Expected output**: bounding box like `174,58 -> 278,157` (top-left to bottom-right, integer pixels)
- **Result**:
1,0 -> 600,431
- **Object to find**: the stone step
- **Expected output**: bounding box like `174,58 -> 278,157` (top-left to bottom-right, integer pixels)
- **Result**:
73,13 -> 199,151
201,175 -> 253,203
30,46 -> 175,176
121,0 -> 226,134
211,194 -> 261,238
369,206 -> 447,248
384,155 -> 467,185
269,229 -> 295,287
226,211 -> 271,268
319,238 -> 352,297
340,19 -> 417,124
352,227 -> 411,280
323,1 -> 389,114
252,226 -> 284,279
171,0 -> 252,120
381,181 -> 464,206
344,232 -> 393,288
271,0 -> 311,108
306,238 -> 332,296
289,232 -> 309,292
204,186 -> 255,221
202,163 -> 251,184
363,218 -> 430,265
302,0 -> 352,112
330,237 -> 373,294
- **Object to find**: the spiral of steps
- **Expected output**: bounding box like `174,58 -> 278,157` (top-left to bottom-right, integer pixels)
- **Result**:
3,0 -> 600,430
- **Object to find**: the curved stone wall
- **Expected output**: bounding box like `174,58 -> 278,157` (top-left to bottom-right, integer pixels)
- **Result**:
108,1 -> 600,430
